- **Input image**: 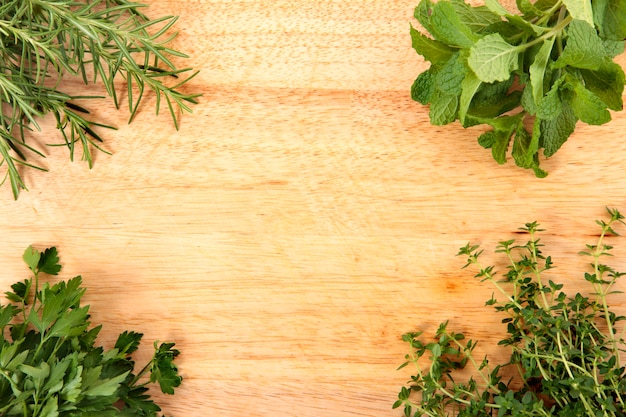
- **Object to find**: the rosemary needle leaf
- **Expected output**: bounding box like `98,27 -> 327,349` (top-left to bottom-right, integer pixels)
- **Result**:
0,0 -> 200,199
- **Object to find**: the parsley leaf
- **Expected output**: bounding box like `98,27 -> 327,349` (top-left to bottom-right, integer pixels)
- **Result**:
409,0 -> 626,175
0,246 -> 182,416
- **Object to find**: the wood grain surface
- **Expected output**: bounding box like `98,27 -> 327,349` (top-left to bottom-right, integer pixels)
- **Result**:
2,1 -> 626,416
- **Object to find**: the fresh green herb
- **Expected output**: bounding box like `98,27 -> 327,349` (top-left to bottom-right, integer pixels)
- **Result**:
410,0 -> 626,176
0,245 -> 182,416
0,0 -> 200,198
394,207 -> 626,416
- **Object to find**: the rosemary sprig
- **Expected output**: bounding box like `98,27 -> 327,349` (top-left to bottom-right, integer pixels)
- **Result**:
0,0 -> 200,198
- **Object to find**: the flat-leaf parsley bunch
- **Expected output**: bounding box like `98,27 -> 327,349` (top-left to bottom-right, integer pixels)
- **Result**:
395,208 -> 626,416
0,0 -> 200,198
0,245 -> 182,416
410,0 -> 626,176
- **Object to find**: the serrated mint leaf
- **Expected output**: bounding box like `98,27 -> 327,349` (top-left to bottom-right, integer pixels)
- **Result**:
592,0 -> 626,40
468,33 -> 520,82
529,38 -> 555,104
521,83 -> 536,115
484,0 -> 509,16
409,0 -> 626,176
410,24 -> 455,64
580,62 -> 625,111
567,80 -> 611,126
554,19 -> 608,70
512,121 -> 539,169
435,53 -> 466,96
459,72 -> 482,123
451,2 -> 502,33
429,93 -> 458,125
478,131 -> 496,148
468,78 -> 520,119
602,39 -> 625,57
473,114 -> 523,163
491,129 -> 512,164
516,0 -> 536,14
562,0 -> 593,26
536,82 -> 563,120
414,0 -> 435,34
540,102 -> 577,157
411,70 -> 435,105
430,1 -> 478,48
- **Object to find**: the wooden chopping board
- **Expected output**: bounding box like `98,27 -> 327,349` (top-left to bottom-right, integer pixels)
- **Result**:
2,1 -> 626,416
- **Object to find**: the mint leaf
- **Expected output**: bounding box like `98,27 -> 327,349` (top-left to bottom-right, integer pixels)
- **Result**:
567,79 -> 611,126
484,0 -> 509,16
435,53 -> 466,96
473,114 -> 523,164
430,1 -> 478,48
554,19 -> 608,70
429,93 -> 458,125
409,0 -> 626,175
410,24 -> 455,64
414,0 -> 436,34
467,77 -> 519,120
536,81 -> 563,120
593,0 -> 626,40
529,38 -> 555,104
450,2 -> 501,34
459,72 -> 482,123
541,102 -> 577,157
411,69 -> 435,105
602,38 -> 625,57
579,62 -> 625,111
468,33 -> 520,82
562,0 -> 593,26
512,119 -> 540,169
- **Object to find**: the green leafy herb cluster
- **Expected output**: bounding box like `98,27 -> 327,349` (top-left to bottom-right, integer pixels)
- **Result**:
394,207 -> 626,416
410,0 -> 626,176
0,0 -> 200,198
0,245 -> 182,416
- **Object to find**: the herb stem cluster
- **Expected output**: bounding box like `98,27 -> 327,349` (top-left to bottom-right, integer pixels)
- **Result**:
0,246 -> 182,416
410,0 -> 626,176
395,208 -> 626,417
0,0 -> 200,198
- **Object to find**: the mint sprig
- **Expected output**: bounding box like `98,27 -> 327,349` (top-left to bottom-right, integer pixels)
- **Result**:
410,0 -> 626,176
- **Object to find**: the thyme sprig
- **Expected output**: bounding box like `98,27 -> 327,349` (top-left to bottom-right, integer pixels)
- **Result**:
395,208 -> 626,416
0,0 -> 200,198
